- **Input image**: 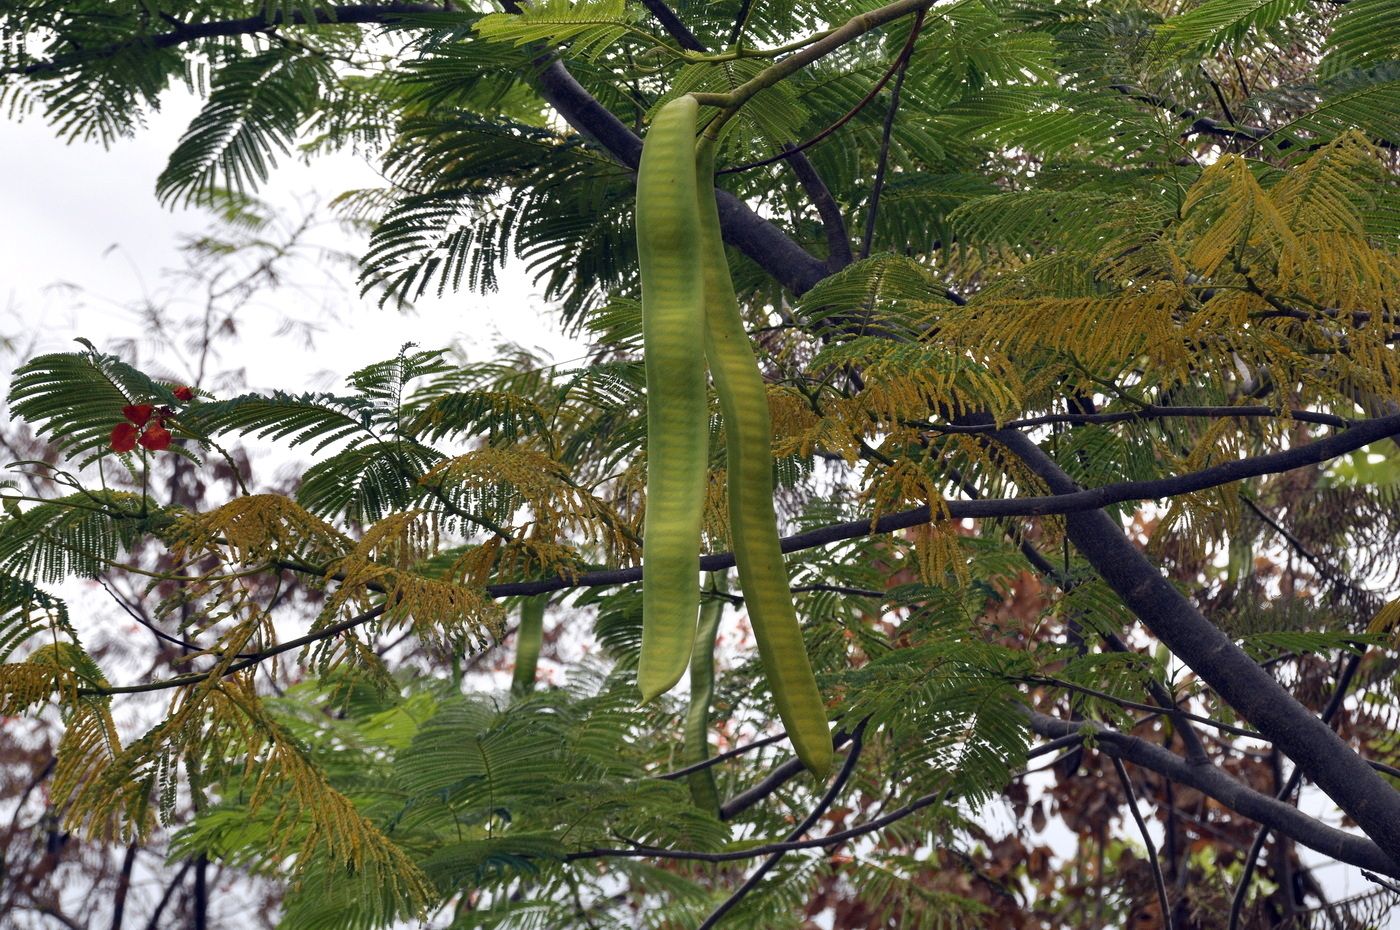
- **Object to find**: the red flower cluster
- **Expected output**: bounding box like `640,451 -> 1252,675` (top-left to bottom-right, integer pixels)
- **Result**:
108,386 -> 194,453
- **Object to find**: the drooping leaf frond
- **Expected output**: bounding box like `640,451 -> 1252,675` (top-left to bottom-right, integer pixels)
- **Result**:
156,49 -> 333,206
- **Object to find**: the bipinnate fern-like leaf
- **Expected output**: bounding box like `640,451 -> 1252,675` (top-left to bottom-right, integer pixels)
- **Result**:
362,113 -> 637,319
1156,0 -> 1311,53
9,341 -> 184,461
0,575 -> 72,662
188,391 -> 375,450
474,0 -> 645,60
297,440 -> 445,523
0,491 -> 148,584
1252,66 -> 1400,151
1322,0 -> 1400,75
156,49 -> 332,206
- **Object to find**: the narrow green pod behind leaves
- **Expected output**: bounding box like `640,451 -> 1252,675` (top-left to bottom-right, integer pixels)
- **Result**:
685,577 -> 726,813
636,95 -> 708,702
694,139 -> 833,778
510,595 -> 547,697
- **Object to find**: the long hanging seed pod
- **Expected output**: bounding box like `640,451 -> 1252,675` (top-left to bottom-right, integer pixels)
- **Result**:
635,95 -> 709,702
694,137 -> 833,777
510,595 -> 547,697
685,577 -> 726,812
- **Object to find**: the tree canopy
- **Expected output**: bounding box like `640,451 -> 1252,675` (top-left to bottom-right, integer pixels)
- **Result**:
2,0 -> 1400,927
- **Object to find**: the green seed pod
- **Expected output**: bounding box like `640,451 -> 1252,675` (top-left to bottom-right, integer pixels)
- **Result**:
510,595 -> 547,698
695,137 -> 833,778
685,578 -> 726,813
636,95 -> 708,702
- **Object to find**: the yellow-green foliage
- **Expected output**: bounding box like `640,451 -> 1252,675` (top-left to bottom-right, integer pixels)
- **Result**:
170,493 -> 350,565
323,511 -> 505,653
423,446 -> 636,563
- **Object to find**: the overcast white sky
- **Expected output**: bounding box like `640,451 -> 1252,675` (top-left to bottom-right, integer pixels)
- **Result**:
0,88 -> 582,396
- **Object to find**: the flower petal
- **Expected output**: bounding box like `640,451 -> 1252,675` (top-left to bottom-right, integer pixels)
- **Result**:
110,422 -> 140,453
122,404 -> 154,426
138,425 -> 172,452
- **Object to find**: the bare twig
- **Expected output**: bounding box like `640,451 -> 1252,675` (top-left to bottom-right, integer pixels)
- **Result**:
859,10 -> 922,260
698,719 -> 868,929
1227,652 -> 1364,930
1112,757 -> 1174,930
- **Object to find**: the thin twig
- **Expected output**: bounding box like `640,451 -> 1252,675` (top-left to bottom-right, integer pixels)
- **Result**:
920,404 -> 1354,434
1112,757 -> 1174,930
1023,675 -> 1263,739
698,719 -> 868,929
80,603 -> 386,695
141,860 -> 193,930
1226,651 -> 1362,930
656,732 -> 789,780
1361,870 -> 1400,895
718,16 -> 925,177
859,9 -> 922,260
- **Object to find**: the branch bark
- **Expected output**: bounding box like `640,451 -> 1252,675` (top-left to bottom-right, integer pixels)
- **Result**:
486,408 -> 1400,596
1020,711 -> 1400,877
998,430 -> 1400,866
13,4 -> 447,77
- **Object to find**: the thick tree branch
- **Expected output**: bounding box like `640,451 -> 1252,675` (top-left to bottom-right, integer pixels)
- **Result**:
636,0 -> 705,51
997,429 -> 1400,866
13,4 -> 446,77
1020,711 -> 1400,877
486,408 -> 1400,596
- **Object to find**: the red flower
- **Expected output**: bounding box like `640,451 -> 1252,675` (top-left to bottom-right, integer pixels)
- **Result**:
138,425 -> 172,451
122,404 -> 154,426
173,386 -> 195,402
110,422 -> 140,453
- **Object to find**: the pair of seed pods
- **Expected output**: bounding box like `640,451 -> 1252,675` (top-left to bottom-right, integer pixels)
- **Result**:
635,95 -> 833,778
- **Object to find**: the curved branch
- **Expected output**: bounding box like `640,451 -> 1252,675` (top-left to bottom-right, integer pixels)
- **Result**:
12,4 -> 445,77
998,428 -> 1400,866
699,720 -> 867,929
81,603 -> 386,696
1021,711 -> 1400,878
694,0 -> 933,133
567,721 -> 1399,877
923,404 -> 1356,434
486,409 -> 1400,596
718,13 -> 923,178
720,729 -> 854,820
